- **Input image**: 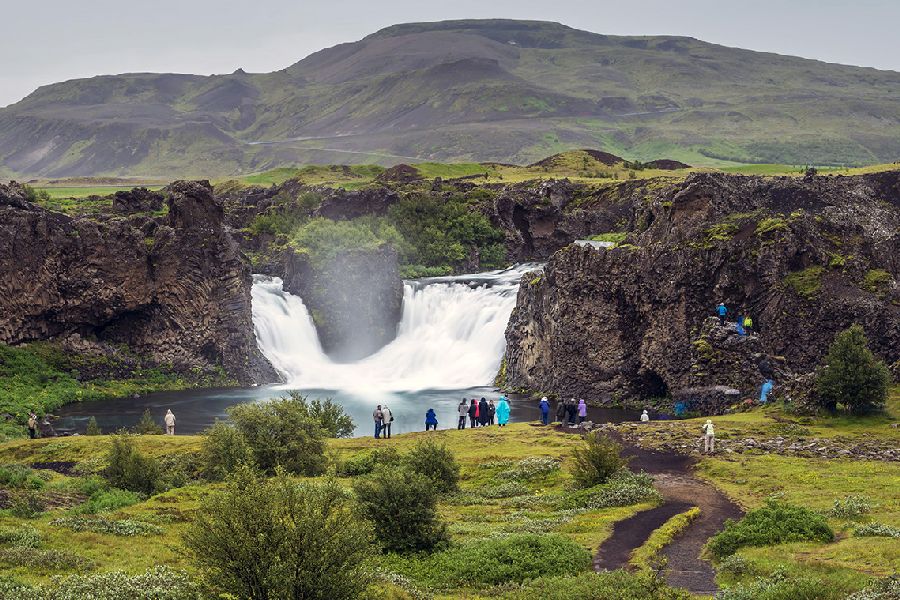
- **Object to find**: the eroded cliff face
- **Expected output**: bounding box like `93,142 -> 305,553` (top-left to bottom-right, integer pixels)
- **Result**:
0,181 -> 275,384
505,172 -> 900,403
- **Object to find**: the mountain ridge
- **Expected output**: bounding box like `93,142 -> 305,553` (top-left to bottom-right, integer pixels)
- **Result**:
2,19 -> 899,177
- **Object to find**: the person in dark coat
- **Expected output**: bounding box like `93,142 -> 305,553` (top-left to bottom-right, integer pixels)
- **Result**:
478,397 -> 489,427
555,400 -> 566,424
469,399 -> 478,428
566,398 -> 578,426
488,400 -> 496,425
425,408 -> 438,431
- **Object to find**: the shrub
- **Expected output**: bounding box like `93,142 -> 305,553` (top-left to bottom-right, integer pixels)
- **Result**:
10,491 -> 46,518
561,469 -> 661,510
228,396 -> 327,476
184,467 -> 374,600
494,570 -> 691,600
570,433 -> 628,488
157,451 -> 201,489
0,547 -> 95,571
0,525 -> 42,548
72,488 -> 142,514
816,325 -> 891,414
0,464 -> 45,489
132,409 -> 163,435
337,446 -> 401,477
403,439 -> 460,494
353,467 -> 448,553
85,416 -> 102,436
854,523 -> 900,538
708,498 -> 834,559
300,394 -> 355,438
717,554 -> 756,577
399,534 -> 592,588
51,516 -> 163,536
291,216 -> 404,265
199,421 -> 254,480
828,495 -> 875,519
0,565 -> 203,599
498,457 -> 560,481
846,576 -> 900,600
103,433 -> 162,496
718,569 -> 842,600
479,481 -> 530,499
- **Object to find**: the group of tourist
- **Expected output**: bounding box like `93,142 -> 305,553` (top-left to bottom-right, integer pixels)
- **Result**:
716,302 -> 755,334
540,397 -> 588,426
457,396 -> 511,429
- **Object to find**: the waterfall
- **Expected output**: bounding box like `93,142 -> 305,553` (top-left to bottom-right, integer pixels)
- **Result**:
250,264 -> 538,392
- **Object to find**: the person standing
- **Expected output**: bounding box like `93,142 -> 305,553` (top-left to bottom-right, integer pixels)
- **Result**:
488,400 -> 496,426
717,302 -> 728,326
469,399 -> 478,428
373,405 -> 384,439
496,396 -> 510,427
478,398 -> 489,427
27,413 -> 38,439
457,399 -> 468,429
577,399 -> 587,424
425,408 -> 438,431
555,399 -> 566,424
640,409 -> 650,422
164,410 -> 176,435
702,419 -> 715,453
567,398 -> 578,427
381,405 -> 394,439
539,397 -> 551,425
744,314 -> 753,333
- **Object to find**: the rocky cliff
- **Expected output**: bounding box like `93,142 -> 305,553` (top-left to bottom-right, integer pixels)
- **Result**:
0,181 -> 275,384
505,172 -> 900,404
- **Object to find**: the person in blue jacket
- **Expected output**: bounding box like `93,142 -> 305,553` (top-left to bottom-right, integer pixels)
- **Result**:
496,396 -> 511,427
716,302 -> 728,326
539,397 -> 551,425
425,408 -> 438,431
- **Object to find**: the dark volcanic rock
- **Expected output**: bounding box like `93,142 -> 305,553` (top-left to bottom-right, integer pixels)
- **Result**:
283,246 -> 403,361
0,181 -> 275,384
505,172 -> 900,404
111,187 -> 164,214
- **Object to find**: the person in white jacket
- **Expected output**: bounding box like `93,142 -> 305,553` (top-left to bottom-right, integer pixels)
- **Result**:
640,410 -> 650,422
702,419 -> 715,453
381,405 -> 394,439
164,410 -> 176,435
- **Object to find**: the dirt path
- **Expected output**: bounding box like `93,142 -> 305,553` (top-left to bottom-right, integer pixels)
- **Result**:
589,435 -> 743,595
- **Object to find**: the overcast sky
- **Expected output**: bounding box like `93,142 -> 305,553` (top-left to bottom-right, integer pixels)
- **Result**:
3,0 -> 898,108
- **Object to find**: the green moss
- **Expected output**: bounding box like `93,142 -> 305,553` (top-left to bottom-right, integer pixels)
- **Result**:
861,269 -> 892,294
529,275 -> 543,286
693,338 -> 715,361
783,266 -> 826,299
755,217 -> 788,235
494,357 -> 508,387
588,232 -> 627,245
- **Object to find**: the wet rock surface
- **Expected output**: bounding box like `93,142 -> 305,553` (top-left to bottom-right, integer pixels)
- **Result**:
0,180 -> 275,384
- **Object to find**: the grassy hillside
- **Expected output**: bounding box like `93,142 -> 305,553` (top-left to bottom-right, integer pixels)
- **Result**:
1,20 -> 898,178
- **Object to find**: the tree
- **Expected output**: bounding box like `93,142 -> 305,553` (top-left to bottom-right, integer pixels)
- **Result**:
183,468 -> 374,600
570,433 -> 628,488
285,392 -> 355,438
199,421 -> 254,481
816,325 -> 890,414
353,467 -> 449,553
132,409 -> 163,435
228,397 -> 327,476
85,417 -> 102,436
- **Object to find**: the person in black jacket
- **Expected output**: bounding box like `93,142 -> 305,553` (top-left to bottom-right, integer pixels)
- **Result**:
488,400 -> 496,426
468,399 -> 478,428
478,397 -> 489,427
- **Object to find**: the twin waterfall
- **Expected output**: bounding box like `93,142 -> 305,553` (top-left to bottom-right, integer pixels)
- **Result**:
250,265 -> 537,392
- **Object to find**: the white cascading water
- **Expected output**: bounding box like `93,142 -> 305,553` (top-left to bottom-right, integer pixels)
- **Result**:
251,264 -> 538,392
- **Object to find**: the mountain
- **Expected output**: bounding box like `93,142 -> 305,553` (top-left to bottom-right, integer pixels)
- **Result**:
2,19 -> 900,177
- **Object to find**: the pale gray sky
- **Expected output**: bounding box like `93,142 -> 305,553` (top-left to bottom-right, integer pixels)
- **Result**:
2,0 -> 898,108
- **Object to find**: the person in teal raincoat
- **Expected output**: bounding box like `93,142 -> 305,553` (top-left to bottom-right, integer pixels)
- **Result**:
496,396 -> 511,427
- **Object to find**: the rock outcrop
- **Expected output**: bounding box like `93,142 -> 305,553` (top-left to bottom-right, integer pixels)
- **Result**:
505,172 -> 900,404
283,246 -> 403,361
0,181 -> 275,384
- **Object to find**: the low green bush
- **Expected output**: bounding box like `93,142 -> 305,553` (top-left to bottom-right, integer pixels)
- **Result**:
0,547 -> 95,571
561,469 -> 661,510
493,570 -> 692,600
845,576 -> 900,600
397,534 -> 591,589
828,495 -> 876,519
478,481 -> 530,499
0,565 -> 202,599
570,433 -> 628,488
200,421 -> 255,481
353,467 -> 448,554
51,516 -> 163,537
498,457 -> 560,481
716,554 -> 756,577
718,569 -> 844,600
0,525 -> 42,548
72,488 -> 142,514
337,446 -> 401,477
10,490 -> 46,518
403,439 -> 460,494
103,433 -> 162,495
854,523 -> 900,538
0,464 -> 45,489
708,498 -> 834,559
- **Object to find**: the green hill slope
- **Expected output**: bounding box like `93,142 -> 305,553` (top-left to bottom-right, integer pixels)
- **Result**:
2,19 -> 899,177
